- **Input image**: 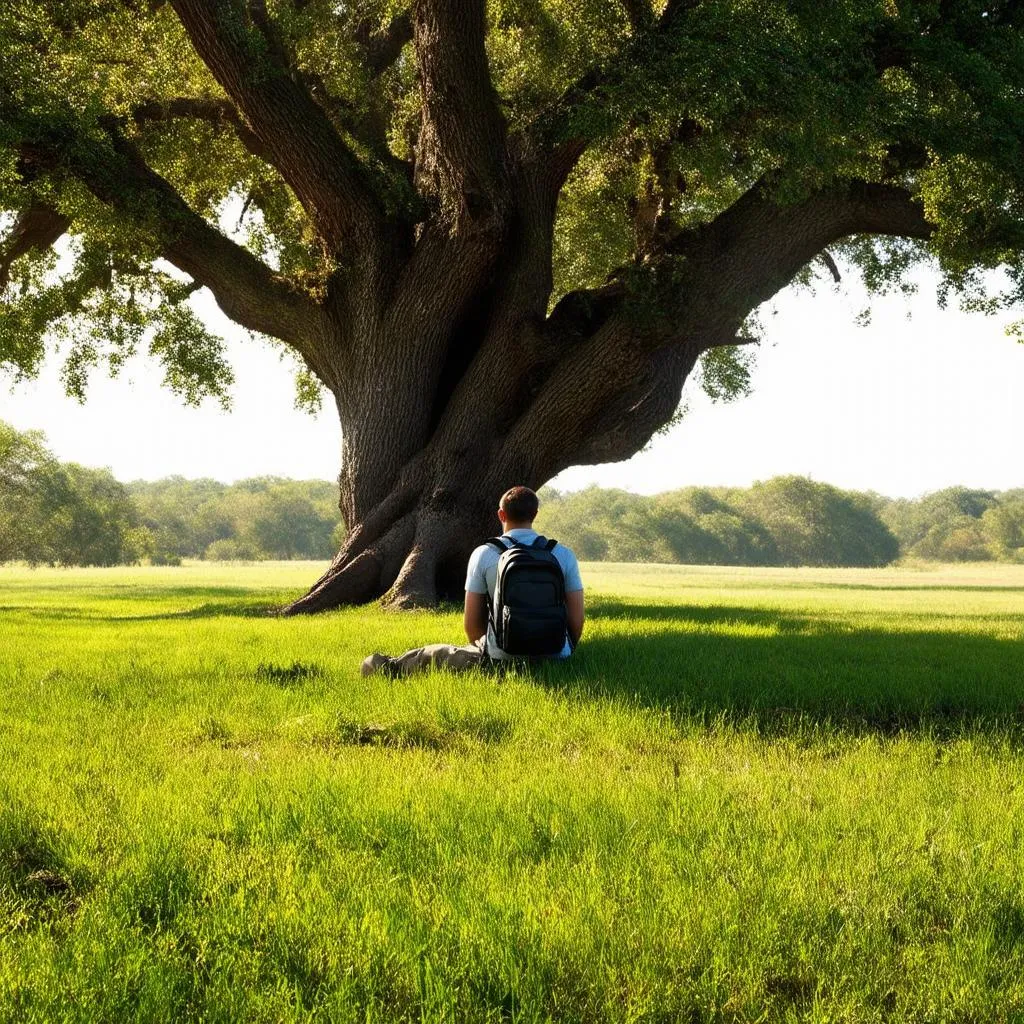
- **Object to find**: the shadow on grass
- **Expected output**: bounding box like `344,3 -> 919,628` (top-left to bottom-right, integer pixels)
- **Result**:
0,805 -> 84,927
110,599 -> 279,621
7,587 -> 1023,738
2,597 -> 280,621
533,598 -> 1024,739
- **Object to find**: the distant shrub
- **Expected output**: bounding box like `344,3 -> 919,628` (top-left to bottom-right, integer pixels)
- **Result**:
913,517 -> 993,562
538,477 -> 899,568
204,538 -> 264,561
982,501 -> 1024,561
149,551 -> 183,567
740,476 -> 899,568
1,423 -> 144,566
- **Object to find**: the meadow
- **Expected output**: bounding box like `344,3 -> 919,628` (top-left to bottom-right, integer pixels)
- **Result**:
1,561 -> 1023,1023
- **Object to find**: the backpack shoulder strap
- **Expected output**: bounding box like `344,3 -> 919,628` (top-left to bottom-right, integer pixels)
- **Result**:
531,536 -> 558,552
484,537 -> 508,553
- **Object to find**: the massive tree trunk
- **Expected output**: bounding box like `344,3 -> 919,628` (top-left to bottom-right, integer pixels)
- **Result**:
283,337 -> 703,614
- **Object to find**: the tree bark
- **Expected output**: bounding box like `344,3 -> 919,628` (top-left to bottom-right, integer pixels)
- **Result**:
282,337 -> 704,615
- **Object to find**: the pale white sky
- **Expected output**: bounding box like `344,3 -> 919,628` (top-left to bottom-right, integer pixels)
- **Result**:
1,268 -> 1022,498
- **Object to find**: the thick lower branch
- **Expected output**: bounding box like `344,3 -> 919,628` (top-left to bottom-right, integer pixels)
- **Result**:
669,178 -> 933,326
494,329 -> 701,482
13,112 -> 334,375
413,0 -> 509,223
170,0 -> 386,252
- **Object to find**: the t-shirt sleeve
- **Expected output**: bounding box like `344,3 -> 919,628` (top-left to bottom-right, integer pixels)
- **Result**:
561,549 -> 584,593
465,545 -> 489,593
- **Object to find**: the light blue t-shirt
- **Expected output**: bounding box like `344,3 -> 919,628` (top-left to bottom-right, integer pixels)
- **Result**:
465,528 -> 584,660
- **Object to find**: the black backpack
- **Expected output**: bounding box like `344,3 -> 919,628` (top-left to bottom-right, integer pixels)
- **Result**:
485,536 -> 568,657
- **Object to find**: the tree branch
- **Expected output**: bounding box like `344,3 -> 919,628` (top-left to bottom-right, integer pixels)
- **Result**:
169,0 -> 386,253
491,323 -> 699,483
503,177 -> 932,478
636,177 -> 933,350
547,179 -> 933,360
0,202 -> 71,288
498,187 -> 888,478
360,10 -> 414,78
13,113 -> 333,375
819,250 -> 842,283
131,96 -> 270,161
412,0 -> 509,224
671,179 -> 933,280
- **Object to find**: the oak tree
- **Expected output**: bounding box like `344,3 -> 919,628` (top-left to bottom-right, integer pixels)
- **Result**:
2,0 -> 1022,610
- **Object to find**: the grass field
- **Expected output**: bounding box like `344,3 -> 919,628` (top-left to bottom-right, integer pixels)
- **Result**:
2,561 -> 1024,1023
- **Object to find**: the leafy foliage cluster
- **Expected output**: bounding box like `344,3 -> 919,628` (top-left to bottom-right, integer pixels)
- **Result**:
3,0 -> 1024,411
0,420 -> 147,566
129,474 -> 345,563
881,485 -> 1024,563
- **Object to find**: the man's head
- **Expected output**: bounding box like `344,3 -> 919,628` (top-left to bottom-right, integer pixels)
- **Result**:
498,486 -> 539,531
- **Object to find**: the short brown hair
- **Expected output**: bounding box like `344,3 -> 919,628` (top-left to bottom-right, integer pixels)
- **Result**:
500,486 -> 539,523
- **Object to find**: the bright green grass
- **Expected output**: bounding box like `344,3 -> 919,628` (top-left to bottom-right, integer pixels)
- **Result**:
2,561 -> 1024,1023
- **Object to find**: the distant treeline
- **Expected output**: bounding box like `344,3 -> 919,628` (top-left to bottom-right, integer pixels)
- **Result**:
536,480 -> 1024,567
3,421 -> 1023,566
1,422 -> 342,566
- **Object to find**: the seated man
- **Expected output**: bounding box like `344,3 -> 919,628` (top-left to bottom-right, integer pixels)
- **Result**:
361,486 -> 584,677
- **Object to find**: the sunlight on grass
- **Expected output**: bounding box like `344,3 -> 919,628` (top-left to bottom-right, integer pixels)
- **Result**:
1,562 -> 1023,1021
